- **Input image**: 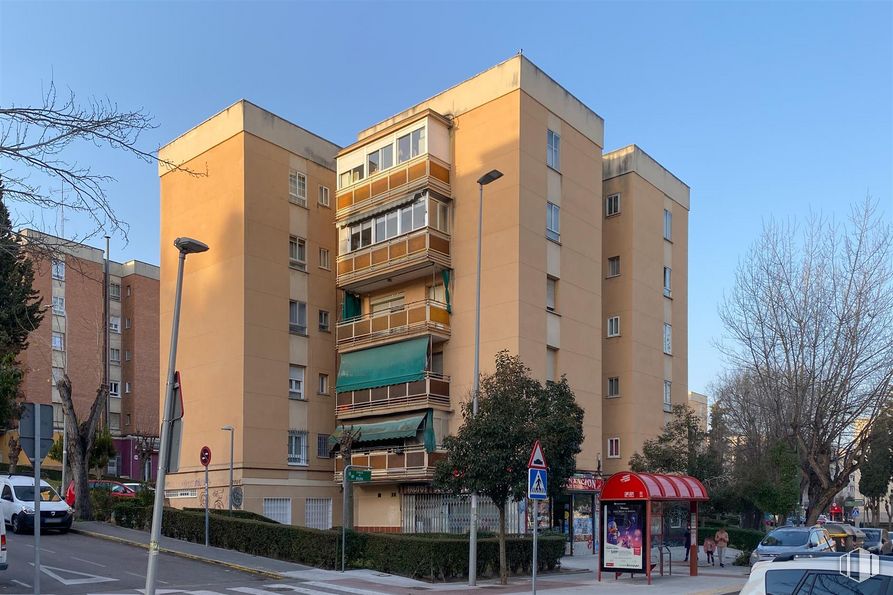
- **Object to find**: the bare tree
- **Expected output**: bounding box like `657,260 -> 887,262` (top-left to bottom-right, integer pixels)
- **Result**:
718,198 -> 893,525
57,375 -> 107,519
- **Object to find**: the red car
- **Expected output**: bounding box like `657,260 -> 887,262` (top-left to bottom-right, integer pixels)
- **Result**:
65,480 -> 137,506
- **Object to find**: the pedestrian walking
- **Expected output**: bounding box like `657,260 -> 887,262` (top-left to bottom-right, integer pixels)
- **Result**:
703,535 -> 716,565
684,522 -> 691,561
714,527 -> 730,567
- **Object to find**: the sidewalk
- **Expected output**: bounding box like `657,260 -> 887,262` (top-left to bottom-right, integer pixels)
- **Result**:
71,520 -> 310,578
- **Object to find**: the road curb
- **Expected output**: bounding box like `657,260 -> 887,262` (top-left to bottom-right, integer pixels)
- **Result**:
69,527 -> 285,580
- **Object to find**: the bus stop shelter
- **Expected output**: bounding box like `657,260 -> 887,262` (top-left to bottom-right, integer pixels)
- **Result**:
598,471 -> 709,585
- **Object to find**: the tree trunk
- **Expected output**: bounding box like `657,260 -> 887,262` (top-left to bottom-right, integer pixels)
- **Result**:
498,502 -> 507,585
805,476 -> 845,526
7,436 -> 20,474
58,376 -> 107,520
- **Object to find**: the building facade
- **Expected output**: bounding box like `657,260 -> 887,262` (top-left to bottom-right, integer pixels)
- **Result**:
688,391 -> 709,431
158,101 -> 342,527
8,230 -> 160,478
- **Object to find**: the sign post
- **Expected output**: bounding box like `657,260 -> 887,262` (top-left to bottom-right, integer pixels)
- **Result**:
200,446 -> 212,546
527,440 -> 548,595
20,402 -> 53,595
341,464 -> 371,572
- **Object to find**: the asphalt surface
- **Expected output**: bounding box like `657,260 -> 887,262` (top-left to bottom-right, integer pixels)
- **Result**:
0,529 -> 272,594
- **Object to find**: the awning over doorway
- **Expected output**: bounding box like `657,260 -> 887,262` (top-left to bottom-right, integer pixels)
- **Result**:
336,336 -> 429,393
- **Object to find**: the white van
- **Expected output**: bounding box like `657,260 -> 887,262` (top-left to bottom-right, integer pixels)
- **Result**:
0,515 -> 7,570
0,475 -> 73,534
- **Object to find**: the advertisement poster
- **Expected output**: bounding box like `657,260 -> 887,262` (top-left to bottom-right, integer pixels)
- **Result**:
602,502 -> 645,572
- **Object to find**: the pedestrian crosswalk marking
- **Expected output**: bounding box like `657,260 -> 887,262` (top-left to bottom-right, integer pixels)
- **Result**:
302,582 -> 389,595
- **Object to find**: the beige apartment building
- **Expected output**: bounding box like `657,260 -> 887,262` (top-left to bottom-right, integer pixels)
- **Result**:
157,101 -> 342,527
159,56 -> 689,533
688,391 -> 709,431
7,231 -> 160,479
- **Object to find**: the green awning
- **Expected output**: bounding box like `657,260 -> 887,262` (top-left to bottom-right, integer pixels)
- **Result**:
336,336 -> 428,393
330,413 -> 427,446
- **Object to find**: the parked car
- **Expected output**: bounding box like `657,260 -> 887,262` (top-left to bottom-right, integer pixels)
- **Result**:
861,527 -> 892,555
65,479 -> 136,507
741,552 -> 893,594
822,522 -> 864,551
749,526 -> 836,565
0,515 -> 7,571
122,482 -> 154,494
0,476 -> 73,534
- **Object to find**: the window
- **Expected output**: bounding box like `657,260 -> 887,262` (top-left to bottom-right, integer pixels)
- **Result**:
546,202 -> 560,242
339,165 -> 364,189
318,185 -> 330,207
125,414 -> 131,426
607,256 -> 621,277
110,283 -> 121,301
125,350 -> 132,361
263,497 -> 292,524
52,403 -> 63,430
607,377 -> 620,397
52,367 -> 63,386
52,296 -> 65,316
664,209 -> 672,241
663,267 -> 672,297
317,434 -> 331,458
288,431 -> 308,466
305,497 -> 333,529
125,317 -> 132,329
318,373 -> 329,395
430,198 -> 450,233
289,236 -> 306,270
165,488 -> 198,499
804,572 -> 888,594
289,300 -> 307,334
52,332 -> 64,352
367,144 -> 394,175
51,259 -> 65,280
371,295 -> 404,315
546,347 -> 557,382
664,381 -> 672,412
110,348 -> 120,363
546,278 -> 557,312
109,413 -> 120,430
607,316 -> 620,338
344,195 -> 432,253
397,127 -> 426,164
289,365 -> 304,400
126,285 -> 132,297
289,171 -> 307,206
318,310 -> 330,332
663,323 -> 672,354
608,437 -> 620,459
109,381 -> 120,396
547,129 -> 560,170
319,248 -> 330,270
605,193 -> 621,217
125,382 -> 131,394
109,316 -> 121,333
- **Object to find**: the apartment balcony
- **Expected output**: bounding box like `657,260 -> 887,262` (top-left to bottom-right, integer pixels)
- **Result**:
336,372 -> 450,420
337,299 -> 450,351
336,155 -> 451,220
334,445 -> 447,483
336,227 -> 450,292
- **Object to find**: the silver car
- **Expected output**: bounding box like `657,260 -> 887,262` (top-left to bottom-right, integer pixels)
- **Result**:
749,526 -> 835,565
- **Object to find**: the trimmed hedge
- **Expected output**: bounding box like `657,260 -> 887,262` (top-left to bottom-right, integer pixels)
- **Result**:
183,508 -> 279,524
110,502 -> 564,580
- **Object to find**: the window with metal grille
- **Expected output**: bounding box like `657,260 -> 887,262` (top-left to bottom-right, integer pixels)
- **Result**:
263,497 -> 292,524
317,434 -> 331,458
287,431 -> 308,466
305,498 -> 332,529
289,365 -> 304,400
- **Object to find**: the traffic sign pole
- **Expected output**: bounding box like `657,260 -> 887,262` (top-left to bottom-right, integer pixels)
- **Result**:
200,446 -> 212,547
532,498 -> 538,595
33,404 -> 41,595
527,440 -> 548,595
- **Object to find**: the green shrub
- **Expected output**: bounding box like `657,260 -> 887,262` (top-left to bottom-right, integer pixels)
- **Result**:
734,550 -> 752,566
183,507 -> 278,523
89,490 -> 115,521
113,500 -> 152,529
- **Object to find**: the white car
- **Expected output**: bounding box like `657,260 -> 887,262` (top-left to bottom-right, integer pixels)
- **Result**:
741,551 -> 893,594
0,516 -> 7,571
0,475 -> 73,534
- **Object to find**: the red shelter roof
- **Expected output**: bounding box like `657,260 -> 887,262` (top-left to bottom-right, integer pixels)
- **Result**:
601,471 -> 709,501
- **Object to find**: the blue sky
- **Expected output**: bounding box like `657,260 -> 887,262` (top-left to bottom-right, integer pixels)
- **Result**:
2,1 -> 891,395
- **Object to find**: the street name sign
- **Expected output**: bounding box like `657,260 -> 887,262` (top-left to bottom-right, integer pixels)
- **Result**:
347,469 -> 371,482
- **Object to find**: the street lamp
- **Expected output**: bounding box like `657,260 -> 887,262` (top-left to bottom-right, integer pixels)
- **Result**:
145,237 -> 208,595
221,425 -> 234,513
469,169 -> 503,587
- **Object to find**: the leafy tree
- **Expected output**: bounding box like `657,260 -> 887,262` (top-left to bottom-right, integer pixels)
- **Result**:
749,440 -> 801,521
434,352 -> 584,584
0,193 -> 44,359
859,414 -> 893,525
90,427 -> 116,476
629,404 -> 719,481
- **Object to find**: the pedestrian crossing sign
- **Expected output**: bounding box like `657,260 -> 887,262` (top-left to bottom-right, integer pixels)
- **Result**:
528,467 -> 548,500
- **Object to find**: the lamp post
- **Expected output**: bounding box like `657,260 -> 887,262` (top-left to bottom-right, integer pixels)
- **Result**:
468,169 -> 503,587
221,425 -> 234,513
145,237 -> 208,595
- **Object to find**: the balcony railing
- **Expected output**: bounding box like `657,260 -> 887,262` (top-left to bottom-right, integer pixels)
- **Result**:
336,372 -> 450,419
336,155 -> 451,218
336,227 -> 450,291
337,299 -> 450,349
334,445 -> 446,482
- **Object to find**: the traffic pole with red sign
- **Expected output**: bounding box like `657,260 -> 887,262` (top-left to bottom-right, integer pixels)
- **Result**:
201,446 -> 212,546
